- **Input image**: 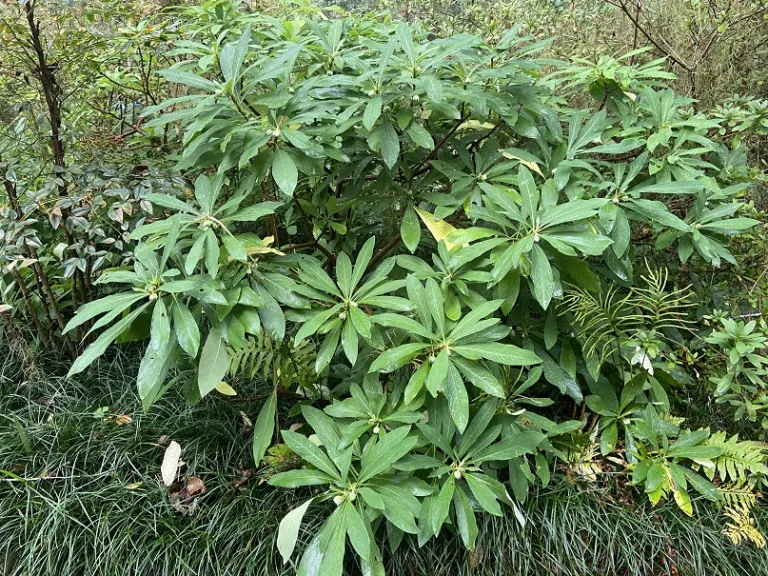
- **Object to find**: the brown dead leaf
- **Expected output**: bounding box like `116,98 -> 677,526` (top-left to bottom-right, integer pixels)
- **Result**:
186,476 -> 206,496
238,410 -> 253,432
115,414 -> 133,425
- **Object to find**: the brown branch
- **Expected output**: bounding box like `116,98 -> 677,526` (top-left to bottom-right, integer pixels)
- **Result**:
411,113 -> 471,178
366,233 -> 402,272
7,265 -> 51,349
610,0 -> 693,72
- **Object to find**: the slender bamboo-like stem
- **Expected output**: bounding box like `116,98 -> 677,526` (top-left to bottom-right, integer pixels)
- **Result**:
7,265 -> 52,349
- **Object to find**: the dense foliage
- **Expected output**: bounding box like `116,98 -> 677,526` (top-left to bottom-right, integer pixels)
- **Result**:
1,1 -> 767,575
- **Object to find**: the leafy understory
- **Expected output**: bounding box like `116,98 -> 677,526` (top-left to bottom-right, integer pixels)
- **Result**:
1,1 -> 767,575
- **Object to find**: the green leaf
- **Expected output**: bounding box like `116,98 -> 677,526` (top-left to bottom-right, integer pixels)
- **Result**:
335,252 -> 354,297
530,244 -> 554,309
220,24 -> 250,83
159,68 -> 218,92
457,399 -> 499,458
359,426 -> 417,483
318,505 -> 347,576
369,343 -> 429,373
282,430 -> 340,480
380,120 -> 400,169
645,462 -> 665,493
143,192 -> 197,214
204,229 -> 220,279
453,358 -> 504,398
277,498 -> 314,563
64,292 -> 144,334
172,300 -> 200,357
222,234 -> 247,262
137,299 -> 171,402
406,123 -> 434,150
444,363 -> 469,432
197,329 -> 230,398
358,487 -> 385,510
431,477 -> 455,535
269,469 -> 334,488
404,361 -> 429,404
185,234 -> 207,275
363,95 -> 382,131
453,343 -> 541,366
316,323 -> 342,373
401,206 -> 422,253
372,313 -> 434,339
464,472 -> 502,516
345,503 -> 371,561
253,392 -> 276,466
194,175 -> 216,214
225,201 -> 281,222
351,237 -> 376,291
299,260 -> 342,298
424,278 -> 445,336
272,148 -> 298,196
472,431 -> 544,463
666,446 -> 723,460
159,214 -> 181,271
425,348 -> 449,396
67,304 -> 150,376
518,165 -> 539,221
341,318 -> 359,365
295,304 -> 343,345
681,468 -> 721,502
453,485 -> 478,550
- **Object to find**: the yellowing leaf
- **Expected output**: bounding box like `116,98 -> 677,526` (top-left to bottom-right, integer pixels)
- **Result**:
126,482 -> 142,490
414,207 -> 464,250
215,381 -> 238,396
458,120 -> 495,131
501,151 -> 544,177
674,487 -> 693,516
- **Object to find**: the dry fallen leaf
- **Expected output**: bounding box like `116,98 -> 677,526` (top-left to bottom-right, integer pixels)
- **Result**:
126,482 -> 142,490
161,441 -> 182,487
115,414 -> 133,425
186,476 -> 206,496
238,410 -> 253,432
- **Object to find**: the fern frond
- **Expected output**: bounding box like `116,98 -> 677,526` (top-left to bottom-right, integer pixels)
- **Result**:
704,431 -> 768,482
722,498 -> 766,548
719,481 -> 760,509
229,332 -> 317,392
631,264 -> 695,332
564,284 -> 635,364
